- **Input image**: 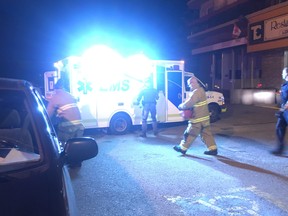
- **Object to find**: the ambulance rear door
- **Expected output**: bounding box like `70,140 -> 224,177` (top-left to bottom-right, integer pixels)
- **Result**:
155,61 -> 184,123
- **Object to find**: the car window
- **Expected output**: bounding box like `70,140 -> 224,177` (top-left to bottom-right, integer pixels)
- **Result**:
34,88 -> 63,153
0,90 -> 40,170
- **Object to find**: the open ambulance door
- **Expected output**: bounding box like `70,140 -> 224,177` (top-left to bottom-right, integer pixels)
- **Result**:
155,61 -> 184,123
183,71 -> 195,101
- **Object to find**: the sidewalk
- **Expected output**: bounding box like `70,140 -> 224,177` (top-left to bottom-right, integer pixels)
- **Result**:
211,103 -> 278,139
216,103 -> 277,125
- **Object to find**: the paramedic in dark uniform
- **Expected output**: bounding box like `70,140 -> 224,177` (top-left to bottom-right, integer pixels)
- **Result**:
272,67 -> 288,155
173,75 -> 218,155
137,78 -> 159,137
47,79 -> 84,167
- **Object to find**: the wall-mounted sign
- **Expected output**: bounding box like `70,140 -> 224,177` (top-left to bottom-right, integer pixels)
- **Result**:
264,14 -> 288,41
249,21 -> 264,44
249,14 -> 288,45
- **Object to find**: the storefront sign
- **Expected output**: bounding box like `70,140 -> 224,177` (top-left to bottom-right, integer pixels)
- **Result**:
249,21 -> 264,44
249,14 -> 288,45
264,14 -> 288,41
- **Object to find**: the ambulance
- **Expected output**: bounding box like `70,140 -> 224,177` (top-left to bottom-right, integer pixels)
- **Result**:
44,46 -> 226,134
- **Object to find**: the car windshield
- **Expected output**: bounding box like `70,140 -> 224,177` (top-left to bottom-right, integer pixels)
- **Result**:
0,90 -> 40,171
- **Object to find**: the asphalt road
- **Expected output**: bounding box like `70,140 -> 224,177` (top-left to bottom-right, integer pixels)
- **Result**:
69,104 -> 288,216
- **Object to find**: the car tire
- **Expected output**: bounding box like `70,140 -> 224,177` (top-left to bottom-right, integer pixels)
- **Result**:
208,103 -> 220,123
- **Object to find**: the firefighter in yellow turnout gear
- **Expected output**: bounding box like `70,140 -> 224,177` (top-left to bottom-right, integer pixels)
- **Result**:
47,79 -> 84,145
173,75 -> 218,155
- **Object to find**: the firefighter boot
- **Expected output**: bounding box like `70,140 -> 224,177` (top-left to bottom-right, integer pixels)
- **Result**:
173,145 -> 187,154
152,122 -> 158,135
204,149 -> 218,155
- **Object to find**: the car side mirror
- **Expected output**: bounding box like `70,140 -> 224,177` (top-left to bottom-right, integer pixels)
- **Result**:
64,137 -> 98,164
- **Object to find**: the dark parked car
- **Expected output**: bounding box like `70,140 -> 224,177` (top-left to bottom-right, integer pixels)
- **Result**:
0,78 -> 98,216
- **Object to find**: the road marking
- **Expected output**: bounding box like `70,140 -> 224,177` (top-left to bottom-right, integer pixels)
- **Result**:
247,186 -> 288,213
165,194 -> 260,215
228,186 -> 288,212
196,199 -> 226,213
164,185 -> 288,215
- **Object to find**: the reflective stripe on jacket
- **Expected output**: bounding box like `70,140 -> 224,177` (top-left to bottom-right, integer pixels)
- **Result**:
47,89 -> 82,123
181,87 -> 210,123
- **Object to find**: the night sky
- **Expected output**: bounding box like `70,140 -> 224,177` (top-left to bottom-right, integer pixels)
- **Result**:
0,0 -> 189,86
